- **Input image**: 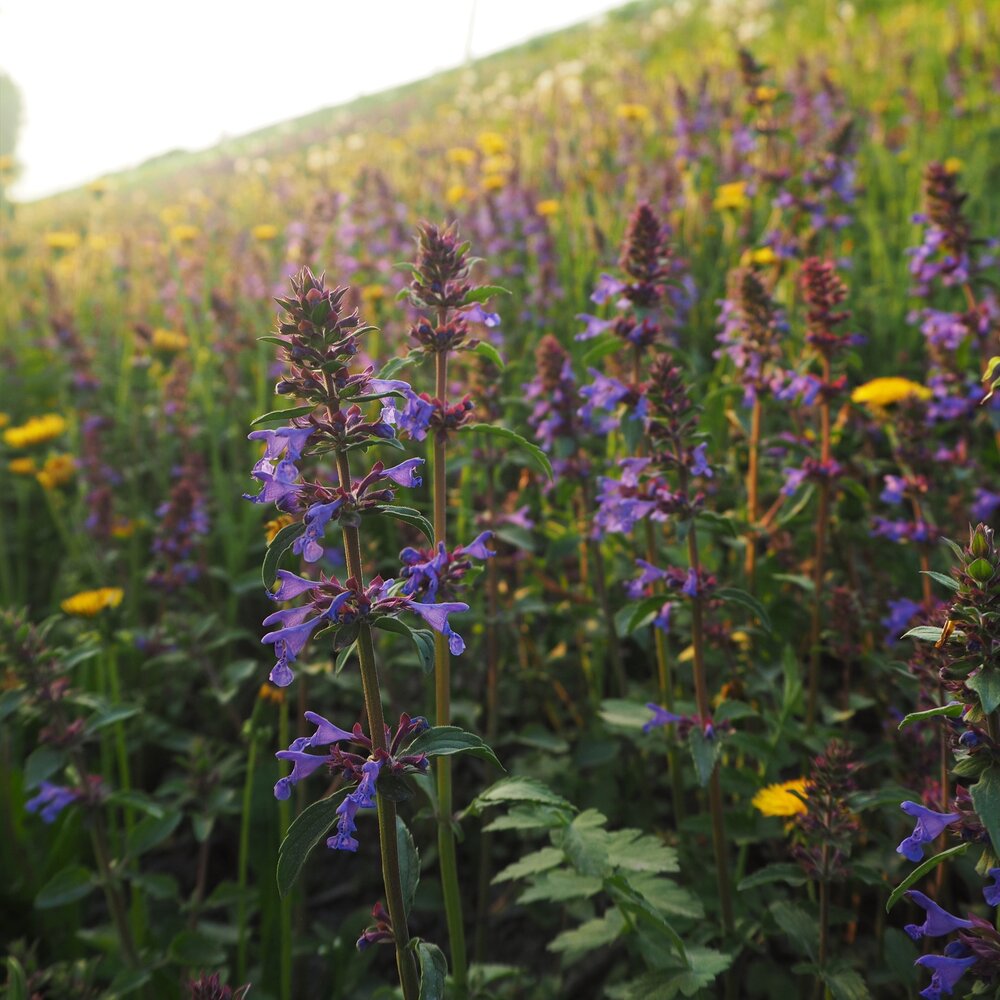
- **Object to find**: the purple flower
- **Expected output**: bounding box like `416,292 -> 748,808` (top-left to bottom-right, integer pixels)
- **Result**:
271,569 -> 321,601
644,703 -> 684,732
261,613 -> 322,687
591,273 -> 626,305
383,389 -> 435,442
881,597 -> 922,645
25,782 -> 78,823
289,710 -> 358,751
328,758 -> 384,853
984,868 -> 1000,907
653,601 -> 673,632
244,458 -> 301,506
406,600 -> 469,655
273,749 -> 330,800
903,891 -> 974,940
781,466 -> 809,496
880,475 -> 907,505
293,501 -> 343,563
458,531 -> 494,561
972,488 -> 1000,523
914,951 -> 976,999
462,302 -> 501,327
625,559 -> 668,599
248,425 -> 313,463
381,458 -> 425,488
897,802 -> 960,862
690,443 -> 713,478
575,313 -> 616,341
681,568 -> 699,598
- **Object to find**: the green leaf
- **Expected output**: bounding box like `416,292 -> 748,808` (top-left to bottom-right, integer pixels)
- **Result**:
380,353 -> 423,379
367,504 -> 435,543
715,586 -> 772,632
404,726 -> 503,770
738,863 -> 809,891
277,790 -> 350,897
4,957 -> 28,1000
473,341 -> 505,369
968,669 -> 1000,715
465,776 -> 575,817
604,873 -> 686,956
463,284 -> 510,304
87,705 -> 140,732
687,727 -> 721,787
371,617 -> 435,673
168,929 -> 226,966
396,816 -> 420,918
561,810 -> 610,876
897,701 -> 964,731
249,403 -> 316,427
582,335 -> 622,367
460,423 -> 553,480
668,947 -> 733,996
549,909 -> 625,957
35,865 -> 96,909
519,870 -> 603,903
770,900 -> 818,960
972,768 -> 1000,856
920,570 -> 960,592
483,806 -> 566,832
615,597 -> 668,636
627,873 -> 704,919
415,940 -> 448,1000
884,843 -> 971,912
24,745 -> 67,789
494,846 -> 565,883
599,699 -> 654,731
126,810 -> 182,858
261,520 -> 306,590
902,625 -> 944,643
607,831 -> 679,874
822,966 -> 871,1000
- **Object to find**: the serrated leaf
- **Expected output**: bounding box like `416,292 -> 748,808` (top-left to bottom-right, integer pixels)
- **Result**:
668,947 -> 732,996
738,862 -> 809,890
519,870 -> 603,903
627,873 -> 704,919
822,966 -> 871,1000
276,790 -> 350,897
716,586 -> 772,632
397,816 -> 420,918
249,403 -> 316,427
466,776 -> 575,817
404,726 -> 503,770
770,900 -> 818,959
897,701 -> 964,730
367,504 -> 435,543
126,810 -> 182,858
972,767 -> 1000,856
460,423 -> 553,479
483,806 -> 566,832
607,831 -> 679,874
473,341 -> 505,369
493,846 -> 565,883
562,810 -> 610,876
261,520 -> 306,589
35,865 -> 96,909
920,570 -> 960,592
687,727 -> 721,787
415,940 -> 448,1000
549,908 -> 625,957
604,873 -> 686,956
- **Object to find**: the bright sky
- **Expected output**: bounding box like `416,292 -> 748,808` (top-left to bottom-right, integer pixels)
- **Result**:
0,0 -> 628,201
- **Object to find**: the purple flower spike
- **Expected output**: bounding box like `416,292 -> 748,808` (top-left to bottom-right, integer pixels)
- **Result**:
271,569 -> 320,601
406,600 -> 469,655
644,703 -> 683,732
914,952 -> 976,999
25,782 -> 78,823
897,801 -> 960,862
903,891 -> 974,940
984,868 -> 1000,907
273,749 -> 329,800
382,458 -> 425,488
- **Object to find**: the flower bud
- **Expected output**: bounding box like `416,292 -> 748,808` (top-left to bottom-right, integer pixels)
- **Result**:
968,558 -> 994,583
971,525 -> 991,559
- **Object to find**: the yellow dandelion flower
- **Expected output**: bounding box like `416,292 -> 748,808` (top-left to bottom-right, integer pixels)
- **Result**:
713,181 -> 749,211
44,231 -> 81,252
755,85 -> 779,104
36,454 -> 76,490
536,199 -> 560,217
61,587 -> 124,618
8,457 -> 37,476
482,174 -> 507,192
4,414 -> 67,450
851,377 -> 932,407
944,157 -> 963,175
446,147 -> 477,166
169,224 -> 200,244
617,103 -> 651,123
252,223 -> 279,242
446,183 -> 469,205
151,328 -> 189,353
264,514 -> 295,544
741,246 -> 777,267
476,131 -> 506,156
752,778 -> 809,817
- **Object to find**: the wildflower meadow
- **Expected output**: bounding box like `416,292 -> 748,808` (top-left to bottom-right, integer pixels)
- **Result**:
2,0 -> 999,997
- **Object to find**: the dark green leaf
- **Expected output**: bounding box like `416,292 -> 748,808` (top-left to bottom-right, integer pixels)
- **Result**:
460,423 -> 553,480
582,336 -> 622,367
885,842 -> 971,911
249,403 -> 316,427
716,587 -> 772,632
738,863 -> 810,891
24,745 -> 67,789
473,341 -> 505,369
35,865 -> 96,909
276,790 -> 350,897
415,939 -> 448,1000
261,520 -> 306,589
972,768 -> 1000,856
687,728 -> 721,787
405,726 -> 503,770
493,846 -> 564,883
380,353 -> 423,379
87,705 -> 140,732
902,625 -> 944,643
897,702 -> 964,731
604,873 -> 685,956
822,966 -> 871,1000
377,772 -> 414,803
367,505 -> 435,543
463,284 -> 510,304
519,870 -> 603,903
549,909 -> 624,957
126,810 -> 182,858
396,816 -> 420,918
968,669 -> 1000,715
168,929 -> 226,966
920,570 -> 960,592
465,776 -> 575,817
4,957 -> 28,1000
770,900 -> 818,960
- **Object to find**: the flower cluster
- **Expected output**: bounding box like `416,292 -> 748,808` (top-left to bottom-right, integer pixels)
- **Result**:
399,532 -> 494,602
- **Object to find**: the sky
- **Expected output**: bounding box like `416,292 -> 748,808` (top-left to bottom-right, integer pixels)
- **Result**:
0,0 -> 629,201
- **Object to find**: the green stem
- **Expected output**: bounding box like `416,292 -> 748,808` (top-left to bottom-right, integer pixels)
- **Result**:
278,699 -> 292,1000
236,698 -> 263,983
337,452 -> 419,1000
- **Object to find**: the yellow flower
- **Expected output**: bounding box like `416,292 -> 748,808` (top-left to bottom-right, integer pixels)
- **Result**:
61,587 -> 124,618
264,514 -> 295,544
159,204 -> 185,227
0,413 -> 9,429
169,224 -> 200,244
446,147 -> 476,166
713,181 -> 749,211
4,414 -> 67,449
617,103 -> 651,122
44,231 -> 81,252
755,85 -> 779,104
481,154 -> 514,176
741,246 -> 777,267
258,682 -> 286,705
476,131 -> 506,156
482,174 -> 506,192
446,183 -> 468,205
851,377 -> 932,407
8,457 -> 37,476
752,779 -> 809,818
361,284 -> 386,305
944,157 -> 963,175
536,199 -> 560,217
36,454 -> 76,490
151,328 -> 189,353
111,519 -> 140,539
252,223 -> 279,242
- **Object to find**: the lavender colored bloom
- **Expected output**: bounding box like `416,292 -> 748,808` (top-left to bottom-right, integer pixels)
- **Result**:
273,749 -> 330,800
880,475 -> 907,505
261,614 -> 323,687
293,501 -> 343,563
248,425 -> 313,464
575,313 -> 616,341
591,273 -> 626,305
690,443 -> 713,478
458,531 -> 494,561
781,466 -> 809,496
897,802 -> 960,862
972,488 -> 1000,523
244,458 -> 301,506
644,703 -> 684,732
984,868 -> 1000,907
462,302 -> 501,327
271,569 -> 321,601
903,891 -> 974,940
681,568 -> 699,598
292,710 -> 358,751
626,559 -> 668,599
25,782 -> 78,823
381,458 -> 425,488
383,388 -> 435,442
328,758 -> 384,852
406,600 -> 470,655
653,601 -> 673,632
881,597 -> 922,645
914,951 -> 976,999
